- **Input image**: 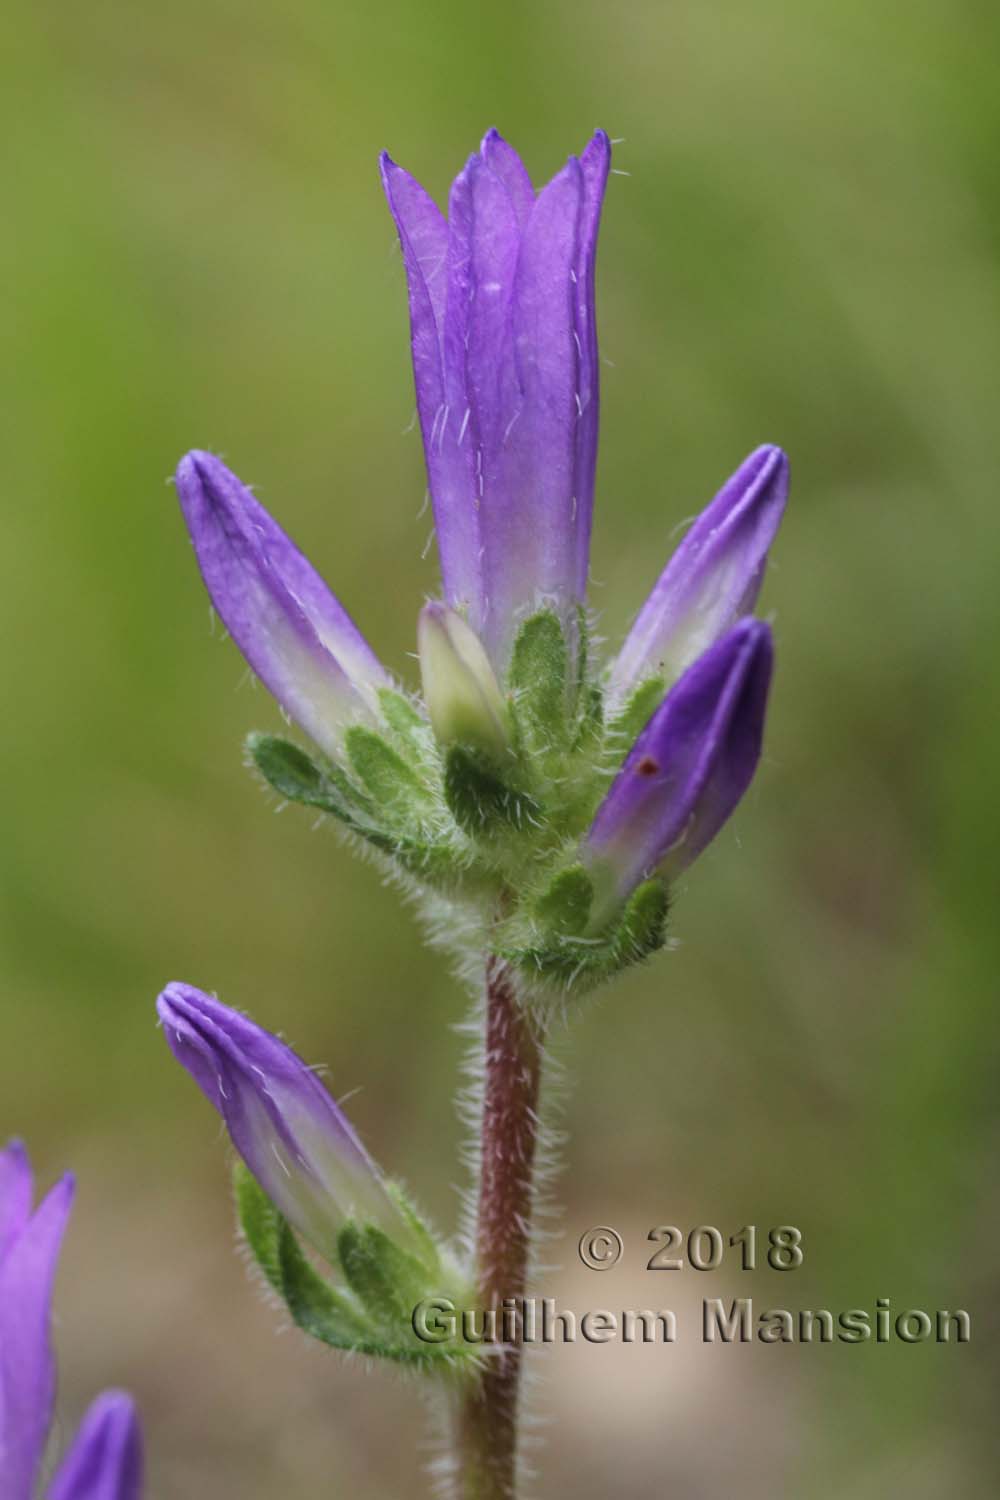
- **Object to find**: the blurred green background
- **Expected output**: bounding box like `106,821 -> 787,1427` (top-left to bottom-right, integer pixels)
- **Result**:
3,0 -> 998,1494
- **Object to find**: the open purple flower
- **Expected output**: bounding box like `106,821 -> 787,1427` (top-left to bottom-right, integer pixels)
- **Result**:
382,128 -> 611,670
585,619 -> 774,920
157,984 -> 421,1263
608,444 -> 788,708
0,1142 -> 143,1500
175,451 -> 390,760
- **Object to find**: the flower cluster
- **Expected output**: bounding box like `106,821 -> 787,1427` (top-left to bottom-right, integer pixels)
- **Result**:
173,131 -> 786,994
0,1143 -> 143,1500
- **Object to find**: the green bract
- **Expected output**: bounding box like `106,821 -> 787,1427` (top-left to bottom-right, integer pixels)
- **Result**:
235,1164 -> 475,1372
248,609 -> 669,994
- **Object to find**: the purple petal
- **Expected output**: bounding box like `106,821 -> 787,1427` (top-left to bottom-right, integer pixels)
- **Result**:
382,132 -> 612,673
439,152 -> 524,624
477,153 -> 586,662
0,1172 -> 75,1500
380,154 -> 481,617
0,1141 -> 33,1267
478,129 -> 534,226
378,153 -> 449,334
484,132 -> 610,665
157,984 -> 408,1261
571,130 -> 612,600
175,451 -> 389,759
446,155 -> 522,470
587,620 -> 774,911
610,446 -> 788,706
48,1391 -> 143,1500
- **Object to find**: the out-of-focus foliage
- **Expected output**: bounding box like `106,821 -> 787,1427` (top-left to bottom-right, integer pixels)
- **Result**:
2,1 -> 997,1494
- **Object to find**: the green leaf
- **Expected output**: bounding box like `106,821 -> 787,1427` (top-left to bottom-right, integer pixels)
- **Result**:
385,1183 -> 442,1277
234,1162 -> 284,1295
345,726 -> 432,816
573,603 -> 590,695
607,676 -> 665,758
572,681 -> 604,751
378,687 -> 428,739
247,733 -> 372,822
508,610 -> 568,750
443,746 -> 540,836
611,878 -> 670,965
276,1220 -> 371,1349
534,865 -> 594,938
248,733 -> 469,888
337,1222 -> 434,1328
501,877 -> 669,990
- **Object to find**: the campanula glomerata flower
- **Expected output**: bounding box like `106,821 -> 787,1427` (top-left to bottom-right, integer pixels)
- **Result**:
171,129 -> 788,958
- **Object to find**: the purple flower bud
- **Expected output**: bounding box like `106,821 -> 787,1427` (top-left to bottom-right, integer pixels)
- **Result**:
48,1391 -> 143,1500
381,129 -> 611,671
608,446 -> 788,709
175,451 -> 390,759
586,620 -> 774,918
157,984 -> 415,1262
0,1141 -> 74,1500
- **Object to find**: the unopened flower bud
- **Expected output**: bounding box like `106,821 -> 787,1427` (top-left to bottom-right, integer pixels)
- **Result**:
157,984 -> 422,1265
586,619 -> 773,924
609,445 -> 787,708
175,451 -> 390,760
418,602 -> 509,756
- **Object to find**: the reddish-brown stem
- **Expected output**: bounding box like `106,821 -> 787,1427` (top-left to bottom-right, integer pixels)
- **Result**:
455,953 -> 546,1499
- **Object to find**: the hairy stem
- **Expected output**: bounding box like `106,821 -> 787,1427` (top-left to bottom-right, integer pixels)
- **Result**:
455,953 -> 546,1499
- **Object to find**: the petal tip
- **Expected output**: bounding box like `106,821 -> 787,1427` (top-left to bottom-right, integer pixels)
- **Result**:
1,1136 -> 29,1169
44,1169 -> 76,1219
756,442 -> 790,481
731,615 -> 773,654
175,448 -> 225,496
378,150 -> 403,192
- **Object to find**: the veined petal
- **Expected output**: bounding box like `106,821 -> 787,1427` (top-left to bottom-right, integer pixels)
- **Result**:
381,154 -> 481,618
157,984 -> 415,1263
446,154 -> 522,471
382,131 -> 612,675
586,620 -> 773,916
609,446 -> 788,707
571,130 -> 612,600
0,1167 -> 75,1500
175,452 -> 389,759
378,154 -> 449,335
479,128 -> 534,227
480,154 -> 585,664
47,1391 -> 143,1500
439,152 -> 524,629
